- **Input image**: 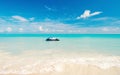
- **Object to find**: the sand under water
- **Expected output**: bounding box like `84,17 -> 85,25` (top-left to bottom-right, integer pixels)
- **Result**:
0,50 -> 120,75
0,34 -> 120,75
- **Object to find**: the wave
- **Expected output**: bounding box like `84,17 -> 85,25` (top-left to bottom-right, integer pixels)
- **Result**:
0,50 -> 120,75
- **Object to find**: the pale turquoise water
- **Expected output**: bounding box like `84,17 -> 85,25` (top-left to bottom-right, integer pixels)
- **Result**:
0,34 -> 120,74
0,34 -> 120,55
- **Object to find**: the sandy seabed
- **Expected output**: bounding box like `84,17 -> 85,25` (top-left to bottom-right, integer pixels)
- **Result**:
1,64 -> 120,75
0,50 -> 120,75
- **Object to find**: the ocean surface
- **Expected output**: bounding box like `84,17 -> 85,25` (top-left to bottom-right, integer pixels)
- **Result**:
0,34 -> 120,75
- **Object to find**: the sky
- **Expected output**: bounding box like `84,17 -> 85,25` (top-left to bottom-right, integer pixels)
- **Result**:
0,0 -> 120,34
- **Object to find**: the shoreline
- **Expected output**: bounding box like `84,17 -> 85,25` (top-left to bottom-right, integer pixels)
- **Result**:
0,50 -> 120,75
0,63 -> 120,75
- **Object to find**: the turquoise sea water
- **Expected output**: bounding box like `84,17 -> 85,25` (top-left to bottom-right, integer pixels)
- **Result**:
0,34 -> 120,74
0,34 -> 120,55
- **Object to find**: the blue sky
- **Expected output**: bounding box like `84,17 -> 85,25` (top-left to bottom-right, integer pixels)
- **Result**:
0,0 -> 120,34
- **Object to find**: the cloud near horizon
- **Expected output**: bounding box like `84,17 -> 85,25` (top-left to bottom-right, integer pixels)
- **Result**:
6,27 -> 12,32
0,15 -> 120,34
12,15 -> 29,22
77,10 -> 102,19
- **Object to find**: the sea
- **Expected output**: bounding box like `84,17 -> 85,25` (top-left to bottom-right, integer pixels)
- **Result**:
0,34 -> 120,75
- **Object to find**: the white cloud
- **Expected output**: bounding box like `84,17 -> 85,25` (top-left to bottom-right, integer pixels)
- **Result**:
12,15 -> 28,22
0,30 -> 4,33
92,17 -> 117,21
77,10 -> 102,19
92,17 -> 109,21
0,16 -> 120,34
101,27 -> 109,31
99,27 -> 120,33
39,26 -> 43,31
6,27 -> 12,32
19,28 -> 23,32
44,5 -> 52,11
112,27 -> 119,31
29,17 -> 35,21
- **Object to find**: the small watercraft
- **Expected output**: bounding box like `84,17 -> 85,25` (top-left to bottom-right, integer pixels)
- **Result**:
46,37 -> 60,41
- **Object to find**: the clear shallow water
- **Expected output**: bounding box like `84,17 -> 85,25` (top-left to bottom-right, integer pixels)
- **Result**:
0,34 -> 120,75
0,34 -> 120,55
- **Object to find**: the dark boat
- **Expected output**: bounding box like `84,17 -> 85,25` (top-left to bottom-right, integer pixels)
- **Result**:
46,37 -> 60,41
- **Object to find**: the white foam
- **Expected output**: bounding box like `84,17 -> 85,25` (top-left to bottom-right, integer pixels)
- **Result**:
0,51 -> 120,74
